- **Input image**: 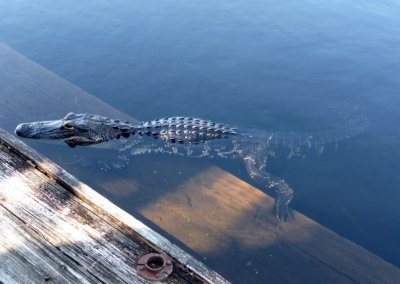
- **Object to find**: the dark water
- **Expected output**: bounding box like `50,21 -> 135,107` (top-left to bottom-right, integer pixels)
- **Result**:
1,0 -> 400,282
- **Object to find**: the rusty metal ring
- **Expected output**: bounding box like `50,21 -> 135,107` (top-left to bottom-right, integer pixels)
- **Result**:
137,253 -> 173,281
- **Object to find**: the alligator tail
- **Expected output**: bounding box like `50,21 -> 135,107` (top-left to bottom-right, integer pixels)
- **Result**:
246,105 -> 368,150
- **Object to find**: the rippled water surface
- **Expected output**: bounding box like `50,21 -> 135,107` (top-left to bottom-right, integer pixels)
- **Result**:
1,1 -> 400,282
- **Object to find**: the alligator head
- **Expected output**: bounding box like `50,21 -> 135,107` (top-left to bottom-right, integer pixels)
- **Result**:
15,112 -> 124,147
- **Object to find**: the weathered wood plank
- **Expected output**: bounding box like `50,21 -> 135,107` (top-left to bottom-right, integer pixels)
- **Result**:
0,134 -> 228,283
0,143 -> 148,283
0,130 -> 230,283
0,205 -> 97,284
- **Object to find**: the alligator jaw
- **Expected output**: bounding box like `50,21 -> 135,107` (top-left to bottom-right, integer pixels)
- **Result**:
63,136 -> 101,148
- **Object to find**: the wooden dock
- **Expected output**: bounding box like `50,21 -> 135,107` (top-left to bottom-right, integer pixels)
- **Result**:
1,43 -> 400,283
0,129 -> 227,283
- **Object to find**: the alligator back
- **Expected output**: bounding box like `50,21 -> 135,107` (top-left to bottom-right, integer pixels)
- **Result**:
133,117 -> 237,144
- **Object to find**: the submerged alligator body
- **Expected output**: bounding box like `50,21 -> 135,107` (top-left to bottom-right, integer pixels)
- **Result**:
15,111 -> 367,221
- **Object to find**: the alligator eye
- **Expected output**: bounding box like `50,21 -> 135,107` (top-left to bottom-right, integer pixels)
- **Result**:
63,123 -> 74,130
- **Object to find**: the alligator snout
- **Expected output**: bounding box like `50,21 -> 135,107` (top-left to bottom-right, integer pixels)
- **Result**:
15,121 -> 60,139
15,123 -> 29,137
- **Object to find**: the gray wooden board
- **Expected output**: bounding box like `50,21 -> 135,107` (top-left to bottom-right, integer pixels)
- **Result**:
1,42 -> 400,283
0,129 -> 228,284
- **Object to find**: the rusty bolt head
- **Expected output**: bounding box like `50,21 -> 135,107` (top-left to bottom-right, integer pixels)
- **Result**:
137,253 -> 173,281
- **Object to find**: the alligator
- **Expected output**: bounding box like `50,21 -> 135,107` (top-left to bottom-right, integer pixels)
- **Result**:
15,109 -> 367,221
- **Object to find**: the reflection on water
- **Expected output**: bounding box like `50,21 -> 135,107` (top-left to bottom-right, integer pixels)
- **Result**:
1,0 -> 400,282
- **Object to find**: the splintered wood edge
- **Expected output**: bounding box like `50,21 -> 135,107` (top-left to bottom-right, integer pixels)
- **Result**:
0,128 -> 229,284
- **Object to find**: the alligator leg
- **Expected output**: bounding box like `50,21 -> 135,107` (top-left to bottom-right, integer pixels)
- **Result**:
242,147 -> 294,222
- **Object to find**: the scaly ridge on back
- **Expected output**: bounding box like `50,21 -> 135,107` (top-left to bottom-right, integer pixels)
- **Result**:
133,116 -> 237,144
